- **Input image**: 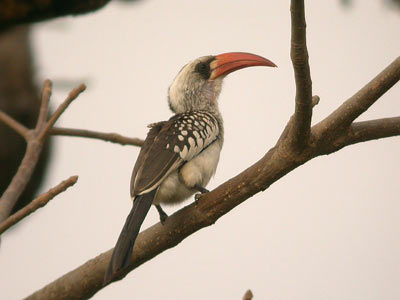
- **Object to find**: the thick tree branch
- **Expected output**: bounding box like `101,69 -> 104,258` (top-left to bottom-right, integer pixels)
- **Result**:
314,56 -> 400,137
289,0 -> 313,150
0,81 -> 86,222
0,176 -> 78,235
50,127 -> 144,147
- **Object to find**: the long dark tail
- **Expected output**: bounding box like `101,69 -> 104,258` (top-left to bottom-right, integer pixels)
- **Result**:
104,189 -> 157,285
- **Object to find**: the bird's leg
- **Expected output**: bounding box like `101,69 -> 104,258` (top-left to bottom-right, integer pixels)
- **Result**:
155,204 -> 168,224
194,184 -> 209,194
194,184 -> 209,204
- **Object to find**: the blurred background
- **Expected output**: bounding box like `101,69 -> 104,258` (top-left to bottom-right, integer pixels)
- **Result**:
0,1 -> 399,299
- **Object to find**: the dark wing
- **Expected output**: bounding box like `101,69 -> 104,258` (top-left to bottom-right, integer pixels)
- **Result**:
130,120 -> 183,197
130,112 -> 220,197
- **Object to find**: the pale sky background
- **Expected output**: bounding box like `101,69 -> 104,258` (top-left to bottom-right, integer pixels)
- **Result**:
1,1 -> 400,299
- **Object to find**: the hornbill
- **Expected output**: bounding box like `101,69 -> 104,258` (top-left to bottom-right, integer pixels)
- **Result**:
104,52 -> 276,284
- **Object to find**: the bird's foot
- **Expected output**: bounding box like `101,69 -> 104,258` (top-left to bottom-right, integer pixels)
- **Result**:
155,204 -> 168,224
194,193 -> 201,204
194,185 -> 209,205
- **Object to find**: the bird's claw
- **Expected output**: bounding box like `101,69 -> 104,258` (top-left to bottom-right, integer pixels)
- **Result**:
194,185 -> 209,206
194,193 -> 202,205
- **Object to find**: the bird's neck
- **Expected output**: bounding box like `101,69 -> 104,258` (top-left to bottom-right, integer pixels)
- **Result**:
169,80 -> 223,114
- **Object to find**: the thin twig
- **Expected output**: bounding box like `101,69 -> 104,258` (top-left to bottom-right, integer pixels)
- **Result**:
289,0 -> 313,150
0,110 -> 29,140
0,176 -> 78,235
50,127 -> 144,147
37,80 -> 52,130
39,83 -> 86,141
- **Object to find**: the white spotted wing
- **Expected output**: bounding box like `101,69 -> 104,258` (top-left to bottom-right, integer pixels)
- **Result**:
130,111 -> 220,197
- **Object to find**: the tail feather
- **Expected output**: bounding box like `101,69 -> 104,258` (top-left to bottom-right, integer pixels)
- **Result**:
104,189 -> 157,284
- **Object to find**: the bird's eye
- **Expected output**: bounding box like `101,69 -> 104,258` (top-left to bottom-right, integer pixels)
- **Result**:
195,62 -> 211,79
198,63 -> 207,71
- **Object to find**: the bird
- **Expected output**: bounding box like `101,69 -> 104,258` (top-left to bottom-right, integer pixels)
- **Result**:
104,52 -> 276,284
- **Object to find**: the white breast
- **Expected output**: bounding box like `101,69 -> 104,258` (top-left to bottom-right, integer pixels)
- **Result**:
154,141 -> 222,205
179,141 -> 221,188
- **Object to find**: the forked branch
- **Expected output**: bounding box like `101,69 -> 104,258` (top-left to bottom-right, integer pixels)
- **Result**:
0,81 -> 85,223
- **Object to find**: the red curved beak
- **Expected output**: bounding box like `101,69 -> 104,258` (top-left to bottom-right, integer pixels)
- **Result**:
210,52 -> 277,80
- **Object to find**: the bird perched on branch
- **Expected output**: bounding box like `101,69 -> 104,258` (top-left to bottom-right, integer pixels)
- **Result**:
104,52 -> 276,284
